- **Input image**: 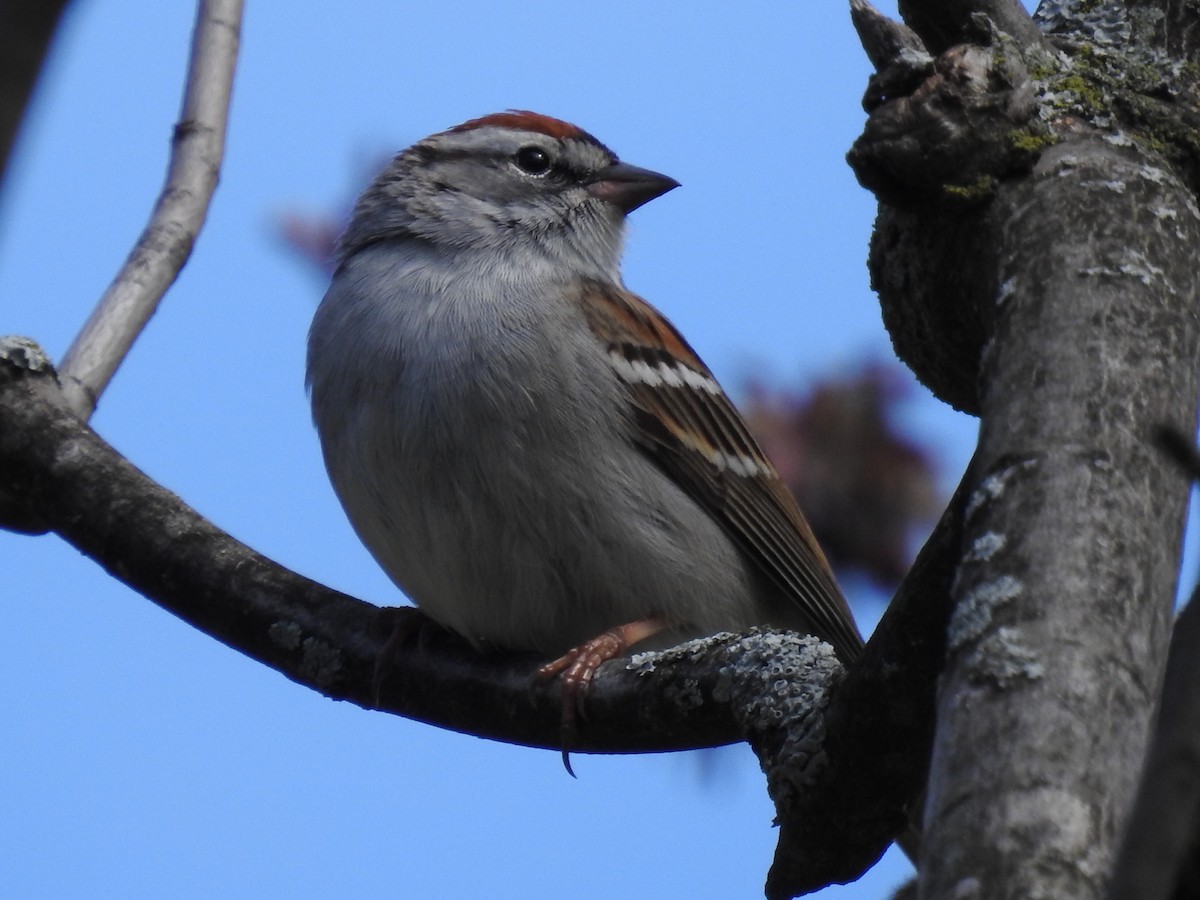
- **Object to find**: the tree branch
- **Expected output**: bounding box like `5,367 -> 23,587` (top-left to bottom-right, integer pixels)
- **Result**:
1,335 -> 967,894
0,337 -> 739,751
1107,431 -> 1200,900
1124,0 -> 1200,57
0,0 -> 72,191
767,455 -> 974,898
850,3 -> 1200,897
924,135 -> 1199,896
57,0 -> 242,419
898,0 -> 1047,56
1107,585 -> 1200,899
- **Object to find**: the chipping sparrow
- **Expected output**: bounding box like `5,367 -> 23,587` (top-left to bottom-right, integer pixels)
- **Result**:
307,111 -> 864,701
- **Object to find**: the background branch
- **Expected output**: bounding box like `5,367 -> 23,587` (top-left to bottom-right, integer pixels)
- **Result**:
1107,429 -> 1200,900
57,0 -> 242,419
1107,586 -> 1200,899
0,0 -> 72,191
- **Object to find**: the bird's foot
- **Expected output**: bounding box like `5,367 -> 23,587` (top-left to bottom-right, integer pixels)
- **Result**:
537,617 -> 667,775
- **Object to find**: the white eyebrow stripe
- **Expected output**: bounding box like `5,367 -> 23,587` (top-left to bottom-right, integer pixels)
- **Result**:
607,349 -> 721,395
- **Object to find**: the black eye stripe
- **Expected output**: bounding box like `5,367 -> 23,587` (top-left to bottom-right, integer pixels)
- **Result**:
408,141 -> 591,183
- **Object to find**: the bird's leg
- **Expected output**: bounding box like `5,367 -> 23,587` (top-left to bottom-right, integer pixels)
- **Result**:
537,616 -> 668,774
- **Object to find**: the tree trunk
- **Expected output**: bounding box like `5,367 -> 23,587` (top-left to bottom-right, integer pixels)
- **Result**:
850,1 -> 1200,896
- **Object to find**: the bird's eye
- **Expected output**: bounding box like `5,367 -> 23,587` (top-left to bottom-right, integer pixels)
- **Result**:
514,146 -> 552,176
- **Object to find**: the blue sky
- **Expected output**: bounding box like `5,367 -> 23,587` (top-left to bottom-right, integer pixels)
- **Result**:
1,2 -> 998,898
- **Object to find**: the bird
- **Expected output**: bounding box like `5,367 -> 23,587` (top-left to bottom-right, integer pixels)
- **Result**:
306,110 -> 864,723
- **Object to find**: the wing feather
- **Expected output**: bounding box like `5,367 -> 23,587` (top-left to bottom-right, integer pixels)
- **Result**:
582,283 -> 864,662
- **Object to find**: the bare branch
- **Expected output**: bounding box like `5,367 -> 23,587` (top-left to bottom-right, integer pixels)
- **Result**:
1107,590 -> 1200,899
57,0 -> 242,419
897,0 -> 1047,55
1124,0 -> 1200,56
0,338 -> 738,751
1,338 -> 966,891
767,455 -> 974,898
850,0 -> 928,74
1152,426 -> 1200,481
919,134 -> 1197,900
0,0 -> 72,191
1108,432 -> 1200,900
850,3 -> 1200,895
847,21 -> 1041,415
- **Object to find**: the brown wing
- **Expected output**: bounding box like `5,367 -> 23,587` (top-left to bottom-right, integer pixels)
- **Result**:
582,282 -> 864,662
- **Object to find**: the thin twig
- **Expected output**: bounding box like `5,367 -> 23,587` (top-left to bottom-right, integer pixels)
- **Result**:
57,0 -> 242,419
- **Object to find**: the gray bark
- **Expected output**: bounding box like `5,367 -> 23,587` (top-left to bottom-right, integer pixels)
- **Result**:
58,0 -> 242,418
924,136 -> 1199,899
850,1 -> 1200,897
1109,562 -> 1200,900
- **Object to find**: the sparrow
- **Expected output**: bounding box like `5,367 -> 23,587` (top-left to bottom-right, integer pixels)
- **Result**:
307,111 -> 863,731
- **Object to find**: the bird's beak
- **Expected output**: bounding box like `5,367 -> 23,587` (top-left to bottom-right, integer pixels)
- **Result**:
586,162 -> 680,214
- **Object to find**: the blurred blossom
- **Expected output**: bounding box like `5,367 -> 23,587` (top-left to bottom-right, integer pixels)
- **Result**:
743,364 -> 941,586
